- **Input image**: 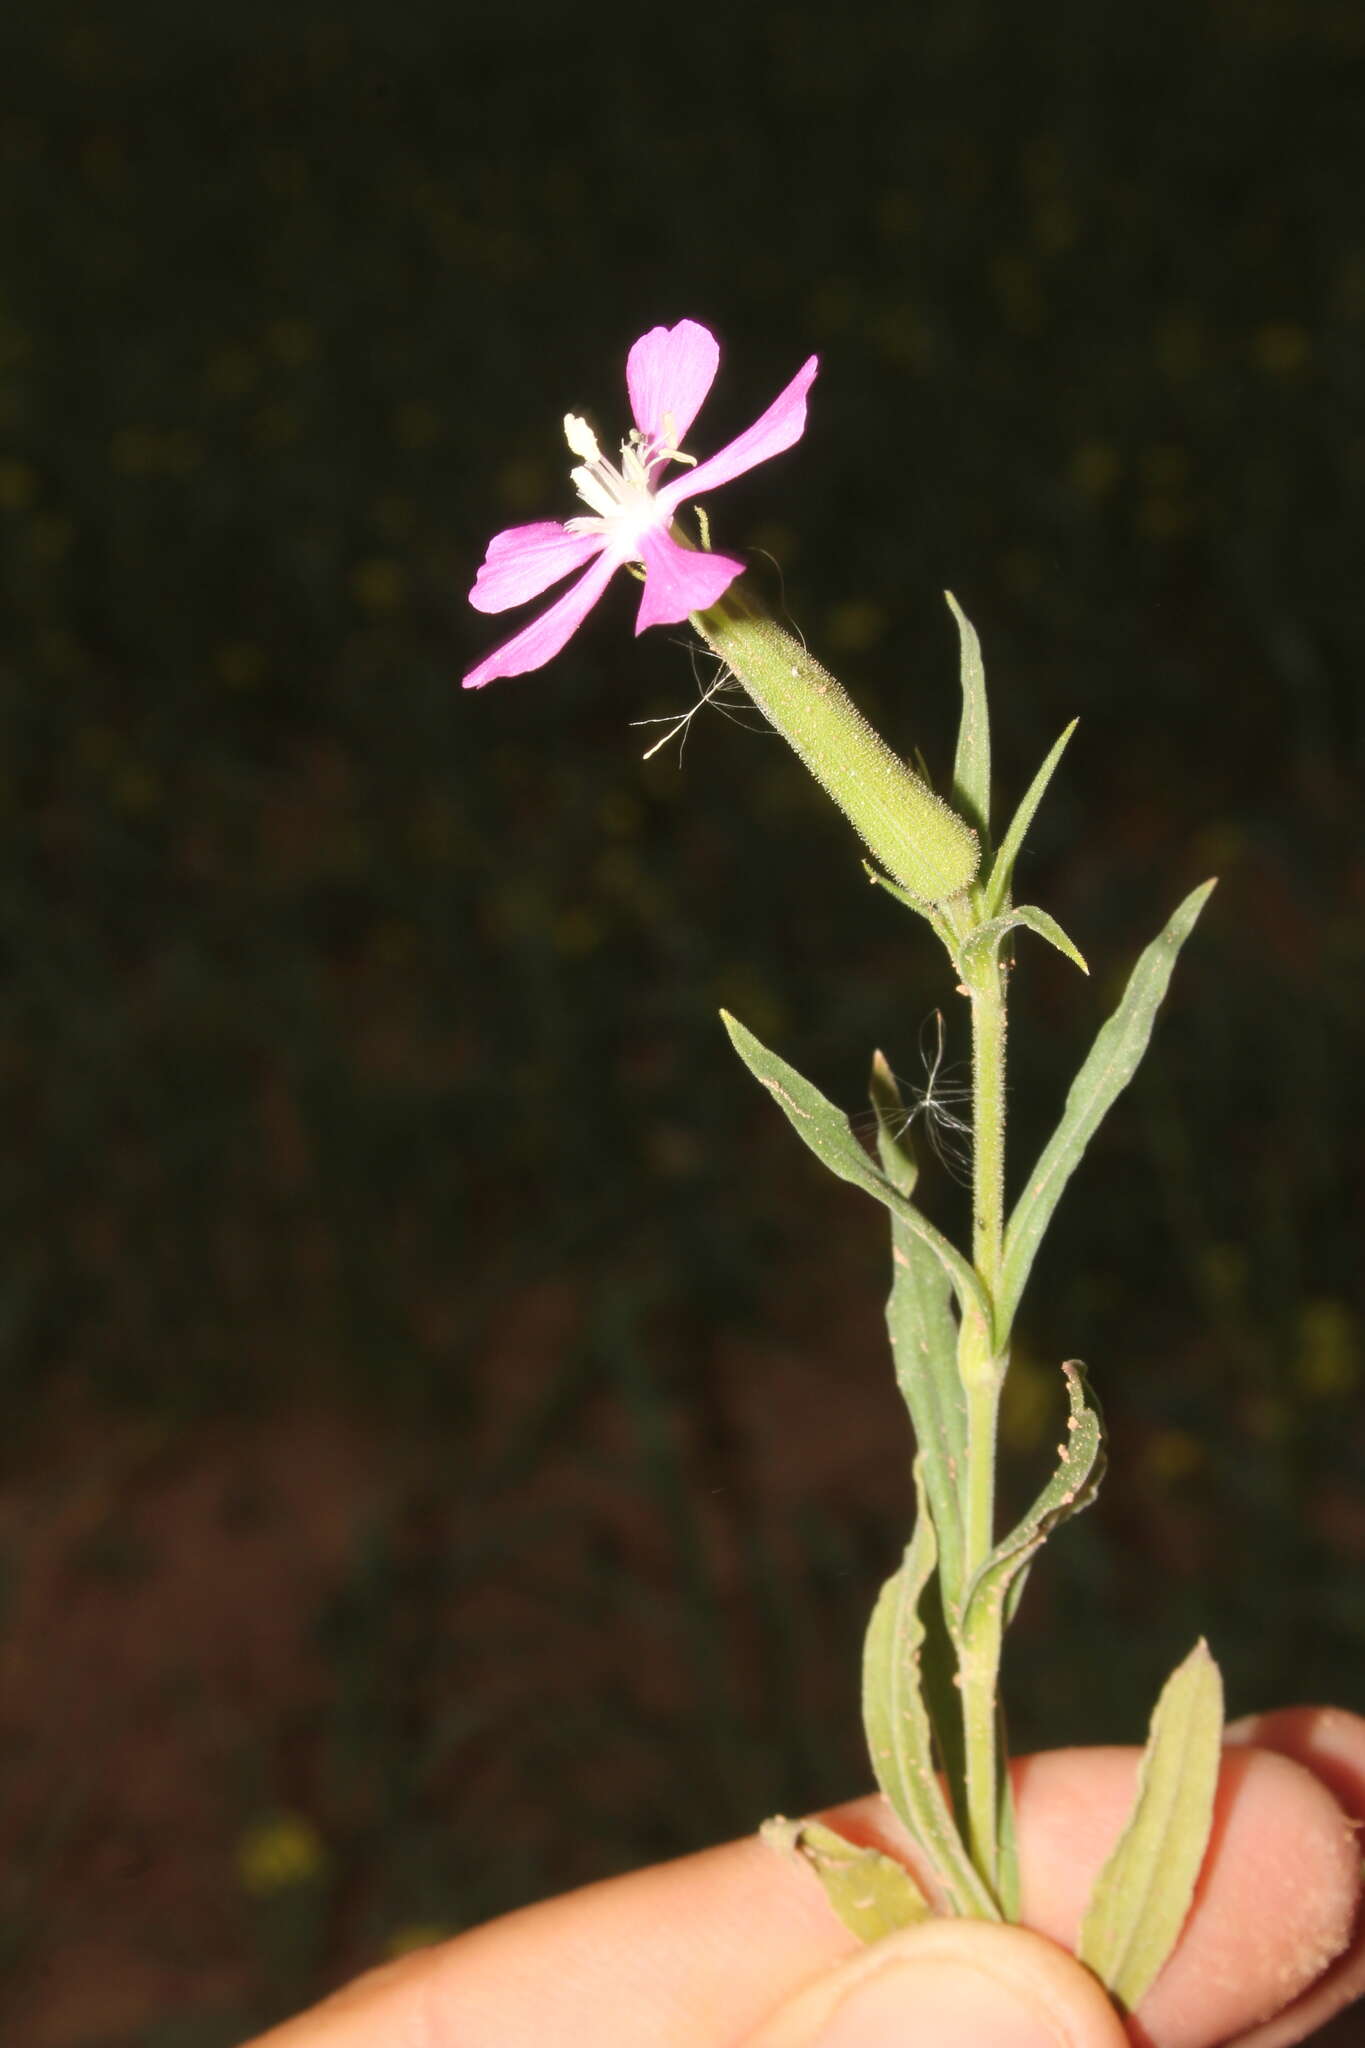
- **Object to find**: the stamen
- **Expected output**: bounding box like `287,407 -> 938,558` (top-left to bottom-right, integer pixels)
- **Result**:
564,413 -> 601,463
568,463 -> 618,520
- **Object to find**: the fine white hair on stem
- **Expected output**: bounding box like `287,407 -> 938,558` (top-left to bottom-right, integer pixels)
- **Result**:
747,545 -> 808,653
631,639 -> 772,763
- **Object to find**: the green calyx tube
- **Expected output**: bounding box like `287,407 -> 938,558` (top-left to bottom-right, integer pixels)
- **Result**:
693,591 -> 979,906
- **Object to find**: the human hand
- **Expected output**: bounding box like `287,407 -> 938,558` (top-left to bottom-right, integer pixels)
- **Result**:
246,1707 -> 1364,2048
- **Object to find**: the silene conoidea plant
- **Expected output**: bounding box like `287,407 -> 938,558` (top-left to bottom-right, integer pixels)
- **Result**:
465,318 -> 1225,2017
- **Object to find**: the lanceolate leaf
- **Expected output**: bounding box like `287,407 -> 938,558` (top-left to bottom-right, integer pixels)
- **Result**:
997,880 -> 1216,1335
1078,1641 -> 1225,2012
862,1468 -> 1000,1920
947,592 -> 991,849
958,905 -> 1089,980
870,1053 -> 967,1601
983,719 -> 1079,918
722,1010 -> 989,1329
960,1361 -> 1106,1630
760,1816 -> 932,1942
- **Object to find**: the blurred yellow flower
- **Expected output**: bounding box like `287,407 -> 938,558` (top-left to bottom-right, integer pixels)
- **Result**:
204,347 -> 258,400
1155,313 -> 1205,382
237,1813 -> 327,1895
0,458 -> 38,510
109,427 -> 158,475
395,400 -> 443,450
351,558 -> 408,613
824,598 -> 887,654
216,643 -> 266,689
1253,322 -> 1312,374
554,906 -> 605,956
495,457 -> 550,511
1295,1299 -> 1359,1400
1143,1428 -> 1203,1487
32,514 -> 74,560
1068,441 -> 1122,498
1140,444 -> 1190,489
268,318 -> 319,367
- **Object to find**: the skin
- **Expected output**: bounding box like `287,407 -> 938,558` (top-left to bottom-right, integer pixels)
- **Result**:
249,1706 -> 1364,2048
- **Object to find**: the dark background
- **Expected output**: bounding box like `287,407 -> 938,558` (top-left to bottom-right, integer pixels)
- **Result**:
1,3 -> 1362,2042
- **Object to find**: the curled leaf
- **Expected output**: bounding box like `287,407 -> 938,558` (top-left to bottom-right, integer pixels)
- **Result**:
960,1361 -> 1106,1631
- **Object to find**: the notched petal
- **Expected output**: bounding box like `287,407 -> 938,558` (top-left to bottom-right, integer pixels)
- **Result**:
626,319 -> 721,451
469,521 -> 605,614
463,549 -> 621,687
633,529 -> 744,633
656,354 -> 819,509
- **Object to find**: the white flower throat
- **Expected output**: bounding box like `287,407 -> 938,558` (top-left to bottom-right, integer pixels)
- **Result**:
562,412 -> 694,542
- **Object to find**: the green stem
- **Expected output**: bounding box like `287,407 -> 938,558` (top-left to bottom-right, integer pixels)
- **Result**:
954,934 -> 1010,1896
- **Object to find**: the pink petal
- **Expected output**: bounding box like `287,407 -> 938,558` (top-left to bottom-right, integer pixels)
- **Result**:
469,521 -> 606,615
633,528 -> 745,634
463,548 -> 621,688
655,354 -> 819,512
626,320 -> 720,452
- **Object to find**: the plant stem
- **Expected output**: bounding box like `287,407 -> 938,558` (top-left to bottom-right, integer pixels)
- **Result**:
954,932 -> 1010,1896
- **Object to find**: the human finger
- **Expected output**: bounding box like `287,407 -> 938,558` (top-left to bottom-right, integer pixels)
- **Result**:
245,1734 -> 1362,2048
1218,1706 -> 1365,2048
739,1918 -> 1128,2048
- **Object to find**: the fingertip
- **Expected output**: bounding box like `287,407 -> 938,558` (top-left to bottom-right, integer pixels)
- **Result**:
742,1922 -> 1127,2048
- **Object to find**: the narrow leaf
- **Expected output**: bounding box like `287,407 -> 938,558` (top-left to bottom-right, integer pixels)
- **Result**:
862,1467 -> 1001,1919
1078,1640 -> 1225,2011
959,905 -> 1089,980
998,880 -> 1216,1334
947,592 -> 991,848
983,719 -> 1079,918
869,1047 -> 919,1200
961,1362 -> 1106,1629
722,1009 -> 990,1328
871,1052 -> 967,1603
1011,905 -> 1088,974
760,1815 -> 932,1941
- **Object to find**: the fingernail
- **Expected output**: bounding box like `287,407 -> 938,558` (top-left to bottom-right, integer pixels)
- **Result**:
810,1952 -> 1069,2048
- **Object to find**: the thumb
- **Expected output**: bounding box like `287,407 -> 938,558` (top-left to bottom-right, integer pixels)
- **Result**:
742,1920 -> 1129,2048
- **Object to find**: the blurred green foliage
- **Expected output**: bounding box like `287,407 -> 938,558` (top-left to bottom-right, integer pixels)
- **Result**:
0,1 -> 1362,2040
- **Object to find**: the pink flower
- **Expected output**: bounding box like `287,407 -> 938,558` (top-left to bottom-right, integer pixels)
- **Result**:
463,320 -> 818,689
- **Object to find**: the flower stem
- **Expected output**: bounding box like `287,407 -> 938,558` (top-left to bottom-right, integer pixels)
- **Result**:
952,926 -> 1011,1896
